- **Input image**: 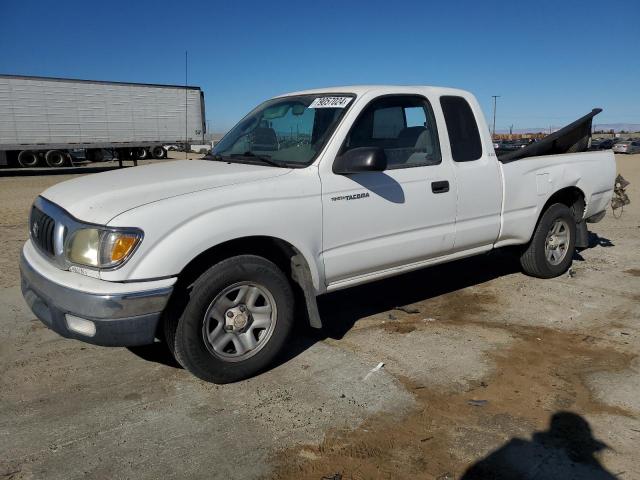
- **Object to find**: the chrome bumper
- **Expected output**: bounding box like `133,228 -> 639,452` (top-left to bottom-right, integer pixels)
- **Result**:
20,252 -> 174,346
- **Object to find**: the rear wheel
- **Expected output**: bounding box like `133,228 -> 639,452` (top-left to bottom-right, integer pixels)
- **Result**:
45,150 -> 67,168
520,203 -> 576,278
17,150 -> 39,167
134,147 -> 148,160
151,146 -> 166,159
167,255 -> 294,383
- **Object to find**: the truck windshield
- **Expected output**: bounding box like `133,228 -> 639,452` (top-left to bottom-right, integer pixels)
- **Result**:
210,94 -> 354,167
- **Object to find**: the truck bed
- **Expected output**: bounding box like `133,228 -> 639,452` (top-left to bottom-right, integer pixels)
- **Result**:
496,149 -> 616,248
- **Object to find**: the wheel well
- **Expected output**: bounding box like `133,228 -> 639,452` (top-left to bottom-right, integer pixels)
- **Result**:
162,237 -> 313,335
178,236 -> 304,288
520,187 -> 586,248
542,186 -> 585,222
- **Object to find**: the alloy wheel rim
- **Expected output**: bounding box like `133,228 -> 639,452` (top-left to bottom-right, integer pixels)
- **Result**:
545,218 -> 570,266
202,282 -> 277,362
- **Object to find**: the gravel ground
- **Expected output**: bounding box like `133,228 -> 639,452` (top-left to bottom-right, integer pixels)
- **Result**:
0,154 -> 638,479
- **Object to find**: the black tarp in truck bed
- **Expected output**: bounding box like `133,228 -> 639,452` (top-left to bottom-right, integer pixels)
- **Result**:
498,108 -> 602,163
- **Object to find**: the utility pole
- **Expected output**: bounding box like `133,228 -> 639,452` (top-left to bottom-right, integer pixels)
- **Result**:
491,95 -> 500,138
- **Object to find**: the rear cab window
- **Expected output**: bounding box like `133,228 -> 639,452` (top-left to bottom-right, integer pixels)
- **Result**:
440,96 -> 483,162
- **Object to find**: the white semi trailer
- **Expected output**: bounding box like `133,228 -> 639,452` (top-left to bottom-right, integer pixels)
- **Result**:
0,74 -> 206,168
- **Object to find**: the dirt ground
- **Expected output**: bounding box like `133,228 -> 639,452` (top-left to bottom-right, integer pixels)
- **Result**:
1,154 -> 639,479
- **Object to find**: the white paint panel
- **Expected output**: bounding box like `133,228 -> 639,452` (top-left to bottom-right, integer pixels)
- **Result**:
496,150 -> 616,247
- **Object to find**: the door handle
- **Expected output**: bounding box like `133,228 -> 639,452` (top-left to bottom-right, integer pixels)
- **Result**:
431,180 -> 450,194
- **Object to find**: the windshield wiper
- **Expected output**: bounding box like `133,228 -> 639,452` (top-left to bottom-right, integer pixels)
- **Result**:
228,152 -> 286,168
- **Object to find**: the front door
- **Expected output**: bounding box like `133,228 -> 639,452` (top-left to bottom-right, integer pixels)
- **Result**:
320,95 -> 457,286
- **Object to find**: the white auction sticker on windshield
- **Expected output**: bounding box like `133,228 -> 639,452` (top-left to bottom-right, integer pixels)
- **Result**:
308,96 -> 352,109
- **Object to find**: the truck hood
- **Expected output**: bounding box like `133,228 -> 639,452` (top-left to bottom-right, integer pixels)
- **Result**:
41,160 -> 292,225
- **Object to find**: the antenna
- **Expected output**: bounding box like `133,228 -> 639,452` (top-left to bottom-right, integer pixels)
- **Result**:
185,50 -> 188,160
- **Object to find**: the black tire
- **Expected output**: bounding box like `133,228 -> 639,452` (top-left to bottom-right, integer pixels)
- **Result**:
45,150 -> 67,168
134,147 -> 148,160
520,203 -> 576,278
168,255 -> 294,383
17,150 -> 39,167
152,146 -> 166,159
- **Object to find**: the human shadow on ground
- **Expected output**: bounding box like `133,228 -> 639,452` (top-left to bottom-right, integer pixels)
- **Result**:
461,411 -> 616,480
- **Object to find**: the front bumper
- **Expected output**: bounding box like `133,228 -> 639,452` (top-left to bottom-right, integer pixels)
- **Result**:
20,249 -> 174,347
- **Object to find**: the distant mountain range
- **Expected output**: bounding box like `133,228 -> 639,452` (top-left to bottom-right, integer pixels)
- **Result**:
592,123 -> 640,133
497,123 -> 640,134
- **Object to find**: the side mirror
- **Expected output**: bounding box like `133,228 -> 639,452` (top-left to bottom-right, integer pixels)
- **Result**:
333,147 -> 387,175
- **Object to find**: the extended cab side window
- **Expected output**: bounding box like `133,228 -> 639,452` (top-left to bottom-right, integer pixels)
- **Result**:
341,96 -> 441,169
440,96 -> 482,162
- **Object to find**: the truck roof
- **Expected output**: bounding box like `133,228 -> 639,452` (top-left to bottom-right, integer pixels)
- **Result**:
277,85 -> 472,98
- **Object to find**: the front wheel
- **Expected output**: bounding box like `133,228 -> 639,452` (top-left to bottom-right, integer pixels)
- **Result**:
520,203 -> 576,278
168,255 -> 294,383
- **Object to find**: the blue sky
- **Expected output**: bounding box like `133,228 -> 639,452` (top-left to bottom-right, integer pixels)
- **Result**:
1,0 -> 638,132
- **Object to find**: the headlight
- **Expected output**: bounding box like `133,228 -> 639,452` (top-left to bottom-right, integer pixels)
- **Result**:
66,228 -> 142,268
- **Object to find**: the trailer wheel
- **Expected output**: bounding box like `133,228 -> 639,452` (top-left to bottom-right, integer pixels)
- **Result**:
17,150 -> 40,168
152,146 -> 166,159
134,147 -> 148,160
45,150 -> 67,168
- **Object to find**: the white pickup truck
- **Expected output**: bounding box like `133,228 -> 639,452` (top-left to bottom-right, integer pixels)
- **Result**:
20,86 -> 616,383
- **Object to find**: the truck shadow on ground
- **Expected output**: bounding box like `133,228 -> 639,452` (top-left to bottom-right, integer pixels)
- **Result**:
0,159 -> 168,176
126,342 -> 182,369
460,411 -> 616,479
277,230 -> 615,367
127,249 -> 521,370
312,250 -> 520,341
574,232 -> 615,261
587,231 -> 614,248
128,235 -> 612,373
0,165 -> 127,177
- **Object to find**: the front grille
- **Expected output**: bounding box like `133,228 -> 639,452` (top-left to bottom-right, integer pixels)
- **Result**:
30,206 -> 56,256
